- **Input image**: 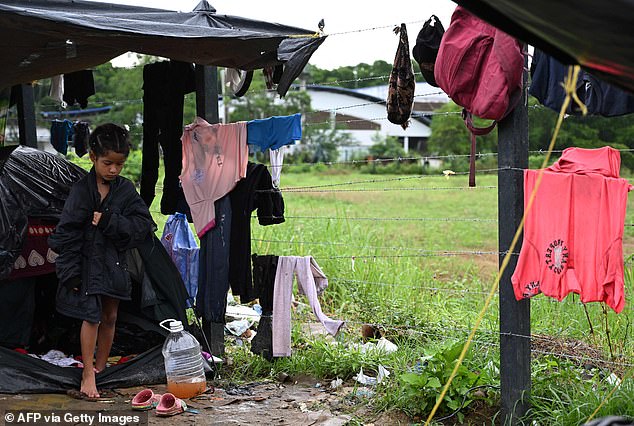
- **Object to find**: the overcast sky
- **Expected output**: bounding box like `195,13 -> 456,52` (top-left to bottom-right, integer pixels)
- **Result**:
85,0 -> 457,70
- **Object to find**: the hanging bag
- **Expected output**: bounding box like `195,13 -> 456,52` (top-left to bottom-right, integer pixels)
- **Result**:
387,23 -> 416,129
412,15 -> 445,87
161,213 -> 199,306
434,6 -> 524,186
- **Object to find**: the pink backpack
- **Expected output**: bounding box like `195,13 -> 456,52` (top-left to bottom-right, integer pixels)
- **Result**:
434,6 -> 524,186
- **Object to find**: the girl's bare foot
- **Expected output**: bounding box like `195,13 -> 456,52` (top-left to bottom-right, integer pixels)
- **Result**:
81,370 -> 99,399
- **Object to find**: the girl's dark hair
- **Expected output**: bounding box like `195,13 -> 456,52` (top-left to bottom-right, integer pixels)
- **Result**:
89,123 -> 131,158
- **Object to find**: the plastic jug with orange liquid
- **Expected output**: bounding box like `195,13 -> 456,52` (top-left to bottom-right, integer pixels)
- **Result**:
159,319 -> 206,399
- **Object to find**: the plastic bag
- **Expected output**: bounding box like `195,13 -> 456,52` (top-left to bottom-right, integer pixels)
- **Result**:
161,213 -> 199,307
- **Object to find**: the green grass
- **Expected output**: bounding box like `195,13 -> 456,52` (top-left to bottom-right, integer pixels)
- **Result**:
245,169 -> 634,423
70,152 -> 634,423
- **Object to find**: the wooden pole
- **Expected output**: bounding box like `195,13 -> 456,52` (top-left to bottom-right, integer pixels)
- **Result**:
498,55 -> 530,424
15,84 -> 38,148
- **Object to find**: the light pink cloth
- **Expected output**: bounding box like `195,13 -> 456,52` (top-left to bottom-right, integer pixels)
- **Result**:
180,117 -> 248,237
272,256 -> 345,357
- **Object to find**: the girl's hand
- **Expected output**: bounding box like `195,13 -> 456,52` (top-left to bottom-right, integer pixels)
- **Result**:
92,212 -> 102,226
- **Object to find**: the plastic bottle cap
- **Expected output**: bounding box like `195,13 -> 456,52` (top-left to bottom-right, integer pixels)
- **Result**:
160,319 -> 184,333
169,320 -> 184,332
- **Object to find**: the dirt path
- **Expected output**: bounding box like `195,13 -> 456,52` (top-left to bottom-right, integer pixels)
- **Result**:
0,381 -> 363,425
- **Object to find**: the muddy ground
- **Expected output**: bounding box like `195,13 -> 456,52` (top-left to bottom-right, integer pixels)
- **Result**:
0,379 -> 410,425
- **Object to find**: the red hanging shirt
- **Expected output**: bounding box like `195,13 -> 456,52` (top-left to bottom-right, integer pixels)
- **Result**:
511,147 -> 631,312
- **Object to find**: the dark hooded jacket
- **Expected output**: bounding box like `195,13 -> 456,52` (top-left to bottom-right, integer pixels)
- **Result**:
48,168 -> 154,322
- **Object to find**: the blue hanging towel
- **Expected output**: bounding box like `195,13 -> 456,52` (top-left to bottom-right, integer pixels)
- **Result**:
161,212 -> 199,307
246,113 -> 302,152
50,119 -> 74,155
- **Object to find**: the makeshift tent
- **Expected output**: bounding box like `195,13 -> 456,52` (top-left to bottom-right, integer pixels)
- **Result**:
0,146 -> 191,393
455,0 -> 634,94
0,0 -> 326,97
0,0 -> 328,393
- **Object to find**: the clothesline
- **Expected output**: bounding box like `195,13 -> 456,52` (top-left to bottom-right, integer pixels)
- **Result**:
330,278 -> 626,310
252,238 -> 506,257
252,215 -> 498,223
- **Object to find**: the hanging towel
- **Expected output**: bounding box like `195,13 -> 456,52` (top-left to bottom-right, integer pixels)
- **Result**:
246,113 -> 302,152
180,117 -> 248,237
272,256 -> 344,357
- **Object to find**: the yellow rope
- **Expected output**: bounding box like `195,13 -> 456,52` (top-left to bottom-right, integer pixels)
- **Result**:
285,32 -> 322,38
424,65 -> 585,425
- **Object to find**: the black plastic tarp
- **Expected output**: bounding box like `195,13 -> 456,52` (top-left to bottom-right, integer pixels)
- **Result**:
0,233 -> 191,393
0,147 -> 191,393
455,0 -> 634,94
0,0 -> 326,96
0,344 -> 166,394
0,146 -> 86,280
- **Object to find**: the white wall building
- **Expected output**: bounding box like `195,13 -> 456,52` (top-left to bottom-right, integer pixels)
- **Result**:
304,82 -> 449,161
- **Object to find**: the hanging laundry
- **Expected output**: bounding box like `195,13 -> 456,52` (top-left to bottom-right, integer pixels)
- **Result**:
50,119 -> 73,155
71,121 -> 89,157
180,117 -> 248,237
269,147 -> 285,187
161,213 -> 199,307
412,15 -> 445,88
250,254 -> 278,360
387,23 -> 415,129
141,60 -> 196,216
62,70 -> 94,108
529,49 -> 634,117
272,256 -> 344,357
49,75 -> 65,107
196,196 -> 231,323
225,68 -> 253,97
246,113 -> 302,152
529,49 -> 586,115
584,74 -> 634,117
229,162 -> 285,304
511,147 -> 631,312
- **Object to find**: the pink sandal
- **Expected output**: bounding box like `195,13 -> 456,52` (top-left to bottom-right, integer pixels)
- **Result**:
156,393 -> 187,416
131,389 -> 161,410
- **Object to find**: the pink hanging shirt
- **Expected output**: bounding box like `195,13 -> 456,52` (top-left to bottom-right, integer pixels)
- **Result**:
511,147 -> 631,312
180,117 -> 248,237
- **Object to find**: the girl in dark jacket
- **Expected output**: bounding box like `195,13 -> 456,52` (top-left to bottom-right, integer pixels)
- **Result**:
48,124 -> 154,399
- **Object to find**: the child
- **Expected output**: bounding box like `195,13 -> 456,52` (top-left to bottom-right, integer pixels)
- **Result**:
49,123 -> 154,399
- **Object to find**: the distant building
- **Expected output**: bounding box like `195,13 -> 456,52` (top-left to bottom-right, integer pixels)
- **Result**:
304,82 -> 449,161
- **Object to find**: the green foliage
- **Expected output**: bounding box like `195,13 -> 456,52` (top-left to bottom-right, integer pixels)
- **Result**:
528,356 -> 634,425
426,102 -> 498,156
66,149 -> 143,185
392,341 -> 495,420
427,96 -> 634,172
368,133 -> 406,159
305,60 -> 395,89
